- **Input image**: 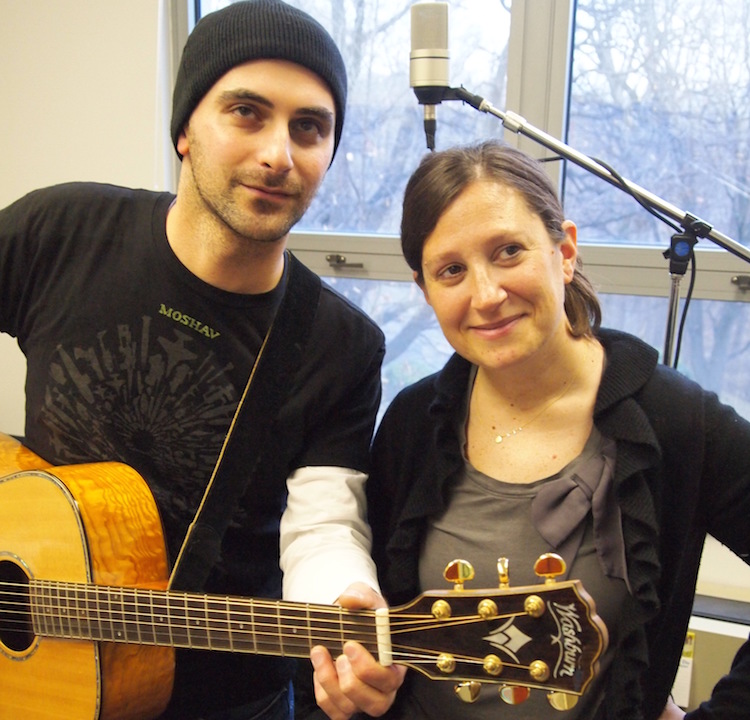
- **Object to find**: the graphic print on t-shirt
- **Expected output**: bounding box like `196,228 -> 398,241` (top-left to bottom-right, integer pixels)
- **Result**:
37,314 -> 239,541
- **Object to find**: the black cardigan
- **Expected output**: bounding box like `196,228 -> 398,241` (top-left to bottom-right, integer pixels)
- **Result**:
367,328 -> 750,719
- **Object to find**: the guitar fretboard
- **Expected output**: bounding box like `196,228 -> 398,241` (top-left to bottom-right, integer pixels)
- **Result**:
29,580 -> 379,658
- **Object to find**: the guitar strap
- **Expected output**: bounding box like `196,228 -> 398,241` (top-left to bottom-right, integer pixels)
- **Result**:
168,253 -> 322,592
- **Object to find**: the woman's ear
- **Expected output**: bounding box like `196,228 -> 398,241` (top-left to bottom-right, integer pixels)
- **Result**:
414,270 -> 432,307
560,220 -> 578,283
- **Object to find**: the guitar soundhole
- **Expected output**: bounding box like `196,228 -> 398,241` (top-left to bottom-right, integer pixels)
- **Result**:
0,559 -> 34,652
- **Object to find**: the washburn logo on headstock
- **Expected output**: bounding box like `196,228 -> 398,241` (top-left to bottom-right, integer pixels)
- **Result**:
484,601 -> 584,678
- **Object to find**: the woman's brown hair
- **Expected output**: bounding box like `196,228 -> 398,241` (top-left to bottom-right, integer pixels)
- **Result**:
401,140 -> 601,336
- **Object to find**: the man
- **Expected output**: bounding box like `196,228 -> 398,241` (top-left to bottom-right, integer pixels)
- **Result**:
0,1 -> 401,717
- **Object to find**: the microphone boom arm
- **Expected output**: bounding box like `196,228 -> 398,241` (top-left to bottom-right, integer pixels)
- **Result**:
449,86 -> 750,265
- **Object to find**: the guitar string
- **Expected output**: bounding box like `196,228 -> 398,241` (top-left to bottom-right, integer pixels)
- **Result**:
0,601 -> 529,643
0,581 -> 580,684
0,579 -> 542,647
0,592 -> 536,676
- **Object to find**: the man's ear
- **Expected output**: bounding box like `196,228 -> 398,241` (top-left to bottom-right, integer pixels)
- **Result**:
176,127 -> 189,157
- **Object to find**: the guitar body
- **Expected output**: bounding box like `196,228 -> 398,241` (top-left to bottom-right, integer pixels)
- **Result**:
0,435 -> 174,720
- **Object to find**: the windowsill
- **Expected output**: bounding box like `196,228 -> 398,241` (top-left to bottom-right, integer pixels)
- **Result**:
693,594 -> 750,626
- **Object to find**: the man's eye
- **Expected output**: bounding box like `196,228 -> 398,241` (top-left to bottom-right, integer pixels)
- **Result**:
233,105 -> 258,119
292,118 -> 324,138
298,119 -> 320,132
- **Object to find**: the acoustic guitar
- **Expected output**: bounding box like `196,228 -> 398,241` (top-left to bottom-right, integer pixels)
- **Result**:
0,433 -> 608,719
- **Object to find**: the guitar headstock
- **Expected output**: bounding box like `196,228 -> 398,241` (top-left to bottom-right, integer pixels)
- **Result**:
389,554 -> 609,710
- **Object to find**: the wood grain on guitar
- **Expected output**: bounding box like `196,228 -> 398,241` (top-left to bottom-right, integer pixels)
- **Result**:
0,434 -> 608,719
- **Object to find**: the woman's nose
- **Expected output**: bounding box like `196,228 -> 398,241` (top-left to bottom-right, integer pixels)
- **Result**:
471,265 -> 506,309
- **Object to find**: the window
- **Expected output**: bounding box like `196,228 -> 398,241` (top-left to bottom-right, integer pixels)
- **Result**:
567,0 -> 750,250
198,0 -> 511,236
566,0 -> 750,414
191,0 -> 750,415
195,0 -> 511,409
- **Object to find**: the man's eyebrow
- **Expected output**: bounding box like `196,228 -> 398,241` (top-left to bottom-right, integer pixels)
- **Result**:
296,106 -> 335,125
218,89 -> 273,107
218,89 -> 333,123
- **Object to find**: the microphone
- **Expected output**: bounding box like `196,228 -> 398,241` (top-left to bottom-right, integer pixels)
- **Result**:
410,2 -> 450,150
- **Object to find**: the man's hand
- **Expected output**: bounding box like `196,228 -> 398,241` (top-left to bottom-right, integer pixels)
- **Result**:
657,697 -> 686,720
310,583 -> 406,720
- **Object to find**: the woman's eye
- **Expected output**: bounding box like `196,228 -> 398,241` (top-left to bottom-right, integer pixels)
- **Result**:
439,263 -> 464,279
498,243 -> 523,260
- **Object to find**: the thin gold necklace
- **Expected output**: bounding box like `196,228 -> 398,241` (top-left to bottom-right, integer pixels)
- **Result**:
493,382 -> 573,444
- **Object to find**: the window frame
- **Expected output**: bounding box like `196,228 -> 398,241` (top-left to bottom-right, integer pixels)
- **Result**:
177,0 -> 750,307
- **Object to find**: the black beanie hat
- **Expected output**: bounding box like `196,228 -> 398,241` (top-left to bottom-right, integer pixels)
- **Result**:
170,0 -> 347,160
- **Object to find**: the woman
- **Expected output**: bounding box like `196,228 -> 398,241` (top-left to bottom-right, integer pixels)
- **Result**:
364,141 -> 750,719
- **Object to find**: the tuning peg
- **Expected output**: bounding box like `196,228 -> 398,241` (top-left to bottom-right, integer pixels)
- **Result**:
534,552 -> 566,584
454,681 -> 481,703
529,660 -> 550,683
524,594 -> 546,618
443,559 -> 475,590
547,691 -> 579,711
436,653 -> 456,674
497,557 -> 509,588
499,685 -> 530,705
477,598 -> 498,619
483,654 -> 503,677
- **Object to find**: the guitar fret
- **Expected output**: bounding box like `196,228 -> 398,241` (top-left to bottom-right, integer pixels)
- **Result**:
151,591 -> 173,646
107,590 -> 127,641
135,590 -> 155,645
204,596 -> 211,648
64,583 -> 77,639
58,582 -> 70,637
224,597 -> 257,654
203,596 -> 230,650
306,604 -> 312,654
77,583 -> 89,640
132,587 -> 143,644
225,597 -> 235,652
283,603 -> 318,655
251,601 -> 285,656
277,602 -> 284,655
338,605 -> 345,656
50,582 -> 62,637
183,594 -> 192,647
92,578 -> 103,640
184,594 -> 211,649
29,582 -> 44,636
70,583 -> 82,639
167,593 -> 189,647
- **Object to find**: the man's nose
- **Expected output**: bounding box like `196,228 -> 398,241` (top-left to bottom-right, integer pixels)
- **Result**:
258,123 -> 293,172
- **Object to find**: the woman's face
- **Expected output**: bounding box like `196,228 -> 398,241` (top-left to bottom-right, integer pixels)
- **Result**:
418,179 -> 578,372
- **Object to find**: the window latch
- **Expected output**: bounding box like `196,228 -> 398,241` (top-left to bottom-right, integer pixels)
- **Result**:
326,253 -> 364,269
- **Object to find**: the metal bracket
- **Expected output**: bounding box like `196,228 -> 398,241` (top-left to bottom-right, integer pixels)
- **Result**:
326,253 -> 364,269
731,275 -> 750,293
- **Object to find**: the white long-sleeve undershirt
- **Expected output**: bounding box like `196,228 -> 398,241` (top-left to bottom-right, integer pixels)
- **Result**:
280,466 -> 381,604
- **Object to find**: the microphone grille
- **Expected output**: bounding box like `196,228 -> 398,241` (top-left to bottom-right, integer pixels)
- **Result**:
410,2 -> 448,52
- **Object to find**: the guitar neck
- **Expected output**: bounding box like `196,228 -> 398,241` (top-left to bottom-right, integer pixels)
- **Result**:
30,580 -> 378,658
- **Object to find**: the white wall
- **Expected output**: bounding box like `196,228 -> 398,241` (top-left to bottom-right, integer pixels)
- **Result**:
0,0 -> 168,435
